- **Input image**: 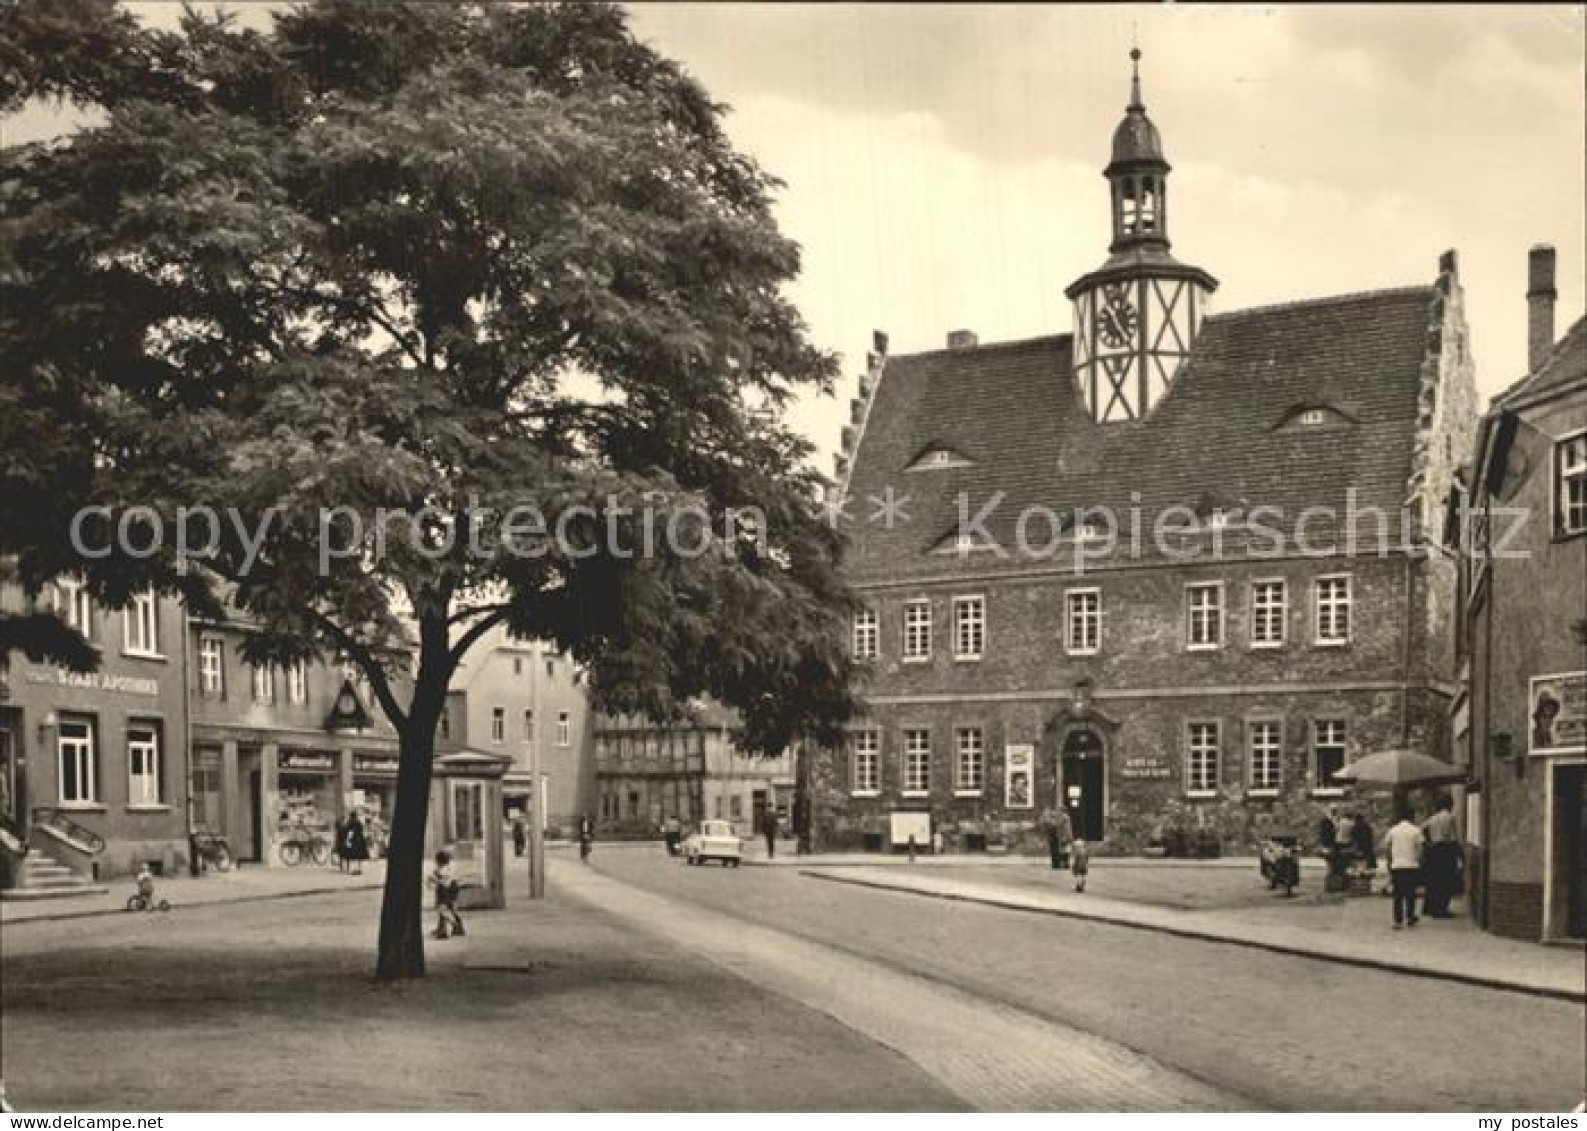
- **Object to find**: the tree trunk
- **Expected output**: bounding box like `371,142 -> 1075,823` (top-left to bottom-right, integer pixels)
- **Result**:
375,723 -> 439,981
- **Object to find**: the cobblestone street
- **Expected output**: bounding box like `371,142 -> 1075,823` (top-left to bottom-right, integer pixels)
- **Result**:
588,846 -> 1587,1111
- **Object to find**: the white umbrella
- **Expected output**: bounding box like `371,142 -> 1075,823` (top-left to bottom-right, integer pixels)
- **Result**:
1331,748 -> 1467,788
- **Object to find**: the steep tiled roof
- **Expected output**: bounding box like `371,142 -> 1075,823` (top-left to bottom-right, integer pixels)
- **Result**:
840,287 -> 1437,582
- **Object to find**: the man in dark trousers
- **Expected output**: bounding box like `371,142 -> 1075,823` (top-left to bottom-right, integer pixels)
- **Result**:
763,811 -> 778,860
1421,794 -> 1460,917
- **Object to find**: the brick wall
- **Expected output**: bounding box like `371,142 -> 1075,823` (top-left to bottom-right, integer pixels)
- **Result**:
817,548 -> 1443,853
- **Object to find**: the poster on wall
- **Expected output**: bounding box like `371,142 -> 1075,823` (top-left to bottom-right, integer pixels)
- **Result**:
1529,672 -> 1586,754
1005,743 -> 1035,809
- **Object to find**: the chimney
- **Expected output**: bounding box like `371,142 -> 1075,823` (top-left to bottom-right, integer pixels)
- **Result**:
1527,244 -> 1557,373
945,329 -> 978,350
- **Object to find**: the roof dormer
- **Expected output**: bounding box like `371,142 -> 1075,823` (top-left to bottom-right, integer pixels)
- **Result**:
1274,403 -> 1355,432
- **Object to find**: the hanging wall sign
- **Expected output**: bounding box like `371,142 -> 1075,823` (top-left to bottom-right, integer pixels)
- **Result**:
1004,743 -> 1034,809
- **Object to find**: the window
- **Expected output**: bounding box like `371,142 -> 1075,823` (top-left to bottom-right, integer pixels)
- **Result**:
491,707 -> 506,743
903,600 -> 931,661
902,729 -> 931,795
1072,517 -> 1107,542
251,664 -> 274,705
955,728 -> 984,793
513,656 -> 523,676
523,709 -> 535,742
1556,432 -> 1587,537
198,637 -> 225,698
57,717 -> 97,804
123,590 -> 159,655
1300,409 -> 1326,426
1314,575 -> 1352,645
1186,722 -> 1220,796
439,707 -> 451,741
127,724 -> 162,806
729,794 -> 743,820
450,781 -> 484,841
557,711 -> 570,747
1186,583 -> 1224,650
54,579 -> 93,638
286,660 -> 307,705
545,660 -> 555,679
1208,509 -> 1230,530
1247,720 -> 1282,794
852,609 -> 878,660
1250,580 -> 1287,648
1312,719 -> 1348,794
852,730 -> 880,795
1066,588 -> 1101,654
952,596 -> 984,660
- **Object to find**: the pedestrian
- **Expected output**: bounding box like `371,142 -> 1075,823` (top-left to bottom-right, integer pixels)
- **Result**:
906,833 -> 917,863
1421,794 -> 1460,918
512,816 -> 526,859
1039,807 -> 1071,870
1350,811 -> 1377,872
1318,805 -> 1347,887
763,810 -> 778,860
341,810 -> 369,876
427,850 -> 465,939
1336,811 -> 1357,867
663,814 -> 682,857
1383,805 -> 1424,929
1071,838 -> 1090,893
333,813 -> 350,872
578,813 -> 595,864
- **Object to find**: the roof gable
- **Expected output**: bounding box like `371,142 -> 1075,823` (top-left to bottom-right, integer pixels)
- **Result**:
840,288 -> 1436,581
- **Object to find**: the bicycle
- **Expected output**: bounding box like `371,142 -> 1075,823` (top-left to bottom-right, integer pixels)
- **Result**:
278,822 -> 331,867
126,891 -> 171,912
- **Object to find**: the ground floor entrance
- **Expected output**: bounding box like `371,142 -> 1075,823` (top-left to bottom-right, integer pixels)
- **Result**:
1061,728 -> 1106,842
1552,762 -> 1586,940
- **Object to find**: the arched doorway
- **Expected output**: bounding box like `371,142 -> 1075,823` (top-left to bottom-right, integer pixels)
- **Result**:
1061,727 -> 1106,842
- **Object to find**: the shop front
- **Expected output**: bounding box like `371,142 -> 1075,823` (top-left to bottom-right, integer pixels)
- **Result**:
274,748 -> 340,866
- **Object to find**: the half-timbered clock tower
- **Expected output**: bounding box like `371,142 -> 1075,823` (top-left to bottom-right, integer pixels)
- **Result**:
1066,50 -> 1218,422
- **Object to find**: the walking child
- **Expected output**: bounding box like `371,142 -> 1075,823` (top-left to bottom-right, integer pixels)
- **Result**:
427,850 -> 465,939
1071,838 -> 1090,892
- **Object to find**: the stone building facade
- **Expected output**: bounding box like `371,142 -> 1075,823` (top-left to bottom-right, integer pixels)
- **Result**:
814,55 -> 1476,855
439,626 -> 594,837
594,702 -> 794,839
1453,245 -> 1586,942
1,582 -> 190,880
188,612 -> 408,867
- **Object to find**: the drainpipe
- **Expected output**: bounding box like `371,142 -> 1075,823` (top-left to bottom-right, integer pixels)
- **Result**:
182,605 -> 199,876
1400,553 -> 1416,746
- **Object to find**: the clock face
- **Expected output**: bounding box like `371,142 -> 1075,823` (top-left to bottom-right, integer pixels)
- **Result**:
1094,288 -> 1138,348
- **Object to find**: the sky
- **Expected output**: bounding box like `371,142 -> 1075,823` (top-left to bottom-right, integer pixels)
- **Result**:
6,4 -> 1583,475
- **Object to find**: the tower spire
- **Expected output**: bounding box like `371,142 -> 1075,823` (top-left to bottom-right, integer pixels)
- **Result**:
1129,44 -> 1143,110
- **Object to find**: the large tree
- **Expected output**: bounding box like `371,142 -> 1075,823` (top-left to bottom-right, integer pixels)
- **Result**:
1,1 -> 856,979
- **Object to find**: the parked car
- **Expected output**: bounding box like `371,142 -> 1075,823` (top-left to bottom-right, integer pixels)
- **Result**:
684,819 -> 743,868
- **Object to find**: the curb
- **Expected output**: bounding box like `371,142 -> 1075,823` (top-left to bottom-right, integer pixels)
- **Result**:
798,870 -> 1586,1005
0,880 -> 384,927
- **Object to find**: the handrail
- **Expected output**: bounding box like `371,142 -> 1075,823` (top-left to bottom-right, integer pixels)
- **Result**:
29,807 -> 107,855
